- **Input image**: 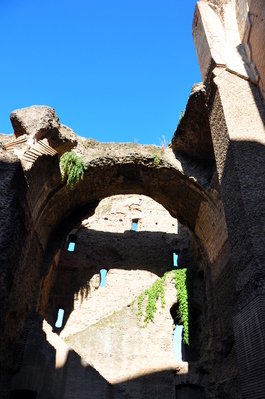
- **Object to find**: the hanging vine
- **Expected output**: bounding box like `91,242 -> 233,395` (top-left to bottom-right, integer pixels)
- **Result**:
173,268 -> 190,345
133,269 -> 191,344
59,151 -> 87,188
134,273 -> 167,327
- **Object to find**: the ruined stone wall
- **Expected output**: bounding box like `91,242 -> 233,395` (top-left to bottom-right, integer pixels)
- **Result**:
193,1 -> 265,397
0,96 -> 240,398
36,192 -> 238,399
37,195 -> 191,399
0,48 -> 246,397
193,0 -> 265,103
236,0 -> 265,101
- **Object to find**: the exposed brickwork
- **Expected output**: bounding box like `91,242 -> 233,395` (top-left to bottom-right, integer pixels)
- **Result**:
193,1 -> 265,397
234,295 -> 265,399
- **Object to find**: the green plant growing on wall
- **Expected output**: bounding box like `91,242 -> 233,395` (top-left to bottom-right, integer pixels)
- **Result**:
173,268 -> 190,345
133,268 -> 191,344
134,273 -> 167,327
59,151 -> 87,188
152,153 -> 160,166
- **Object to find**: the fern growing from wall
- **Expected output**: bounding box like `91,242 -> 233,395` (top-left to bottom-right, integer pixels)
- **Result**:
59,151 -> 87,188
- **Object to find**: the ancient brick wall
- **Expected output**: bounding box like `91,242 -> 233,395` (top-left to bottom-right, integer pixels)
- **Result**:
193,1 -> 265,397
0,97 -> 239,398
37,195 -> 191,399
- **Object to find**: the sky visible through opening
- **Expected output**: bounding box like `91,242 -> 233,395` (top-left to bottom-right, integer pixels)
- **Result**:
68,242 -> 75,252
55,308 -> 64,328
173,253 -> 182,361
100,269 -> 108,287
0,0 -> 201,145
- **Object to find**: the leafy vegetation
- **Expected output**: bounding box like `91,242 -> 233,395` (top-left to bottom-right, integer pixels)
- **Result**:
152,153 -> 161,166
59,151 -> 87,188
134,273 -> 167,327
133,268 -> 191,344
173,268 -> 190,344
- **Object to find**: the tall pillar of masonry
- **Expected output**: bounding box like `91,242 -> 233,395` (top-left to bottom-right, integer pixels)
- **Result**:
193,1 -> 265,398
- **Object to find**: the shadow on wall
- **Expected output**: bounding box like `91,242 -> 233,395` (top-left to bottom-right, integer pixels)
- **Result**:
11,321 -> 126,399
38,229 -> 194,331
11,313 -> 205,399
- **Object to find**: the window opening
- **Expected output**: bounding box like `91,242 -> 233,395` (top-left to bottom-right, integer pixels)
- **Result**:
132,220 -> 138,231
67,233 -> 76,252
100,269 -> 108,287
55,308 -> 64,328
68,242 -> 75,251
170,303 -> 183,361
173,251 -> 179,267
173,325 -> 183,361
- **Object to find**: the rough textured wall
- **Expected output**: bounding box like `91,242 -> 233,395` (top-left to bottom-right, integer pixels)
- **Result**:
236,0 -> 265,101
37,195 -> 190,399
193,0 -> 265,103
169,83 -> 215,167
37,193 -> 238,399
0,149 -> 29,395
44,195 -> 180,332
193,1 -> 265,397
0,99 -> 236,399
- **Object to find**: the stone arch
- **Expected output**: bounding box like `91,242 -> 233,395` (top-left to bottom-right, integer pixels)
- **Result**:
6,143 -> 226,331
31,151 -> 225,271
1,106 -> 232,398
7,149 -> 226,356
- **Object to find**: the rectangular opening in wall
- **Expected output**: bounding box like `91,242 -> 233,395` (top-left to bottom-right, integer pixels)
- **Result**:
132,220 -> 138,231
174,324 -> 183,361
68,242 -> 75,251
55,308 -> 64,328
100,269 -> 108,287
67,233 -> 76,252
173,251 -> 179,267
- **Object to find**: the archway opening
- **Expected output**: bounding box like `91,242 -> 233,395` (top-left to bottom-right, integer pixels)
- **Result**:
35,194 -> 205,396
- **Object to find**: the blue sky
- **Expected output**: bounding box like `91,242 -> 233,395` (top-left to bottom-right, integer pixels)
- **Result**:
0,0 -> 201,145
